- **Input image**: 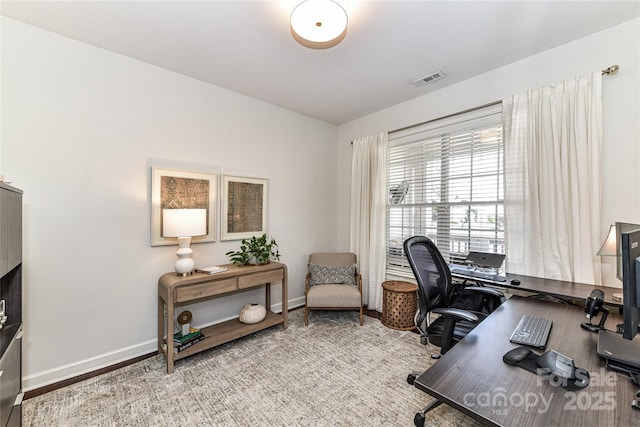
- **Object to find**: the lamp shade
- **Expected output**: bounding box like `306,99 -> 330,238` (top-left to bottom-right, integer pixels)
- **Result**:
162,209 -> 207,238
596,224 -> 617,256
291,0 -> 347,49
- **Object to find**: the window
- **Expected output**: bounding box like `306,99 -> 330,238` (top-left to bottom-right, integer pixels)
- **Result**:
386,104 -> 504,277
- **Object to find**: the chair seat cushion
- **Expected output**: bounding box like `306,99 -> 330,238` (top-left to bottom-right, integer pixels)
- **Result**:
427,316 -> 477,348
307,284 -> 361,308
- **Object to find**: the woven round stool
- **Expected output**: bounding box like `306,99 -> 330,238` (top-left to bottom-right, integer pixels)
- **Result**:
381,280 -> 418,331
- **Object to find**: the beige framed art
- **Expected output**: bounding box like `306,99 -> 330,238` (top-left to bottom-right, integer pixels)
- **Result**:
151,167 -> 217,246
221,175 -> 268,241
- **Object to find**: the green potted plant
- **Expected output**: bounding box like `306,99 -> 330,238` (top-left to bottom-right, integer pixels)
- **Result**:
225,234 -> 280,265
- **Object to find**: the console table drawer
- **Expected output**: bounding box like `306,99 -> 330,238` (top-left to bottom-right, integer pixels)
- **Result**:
176,278 -> 237,302
238,270 -> 283,289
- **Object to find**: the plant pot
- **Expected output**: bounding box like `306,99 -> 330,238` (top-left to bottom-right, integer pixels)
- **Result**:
247,256 -> 269,265
225,234 -> 280,266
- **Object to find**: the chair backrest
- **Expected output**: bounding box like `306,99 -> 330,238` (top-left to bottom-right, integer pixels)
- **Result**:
309,252 -> 357,267
403,236 -> 452,317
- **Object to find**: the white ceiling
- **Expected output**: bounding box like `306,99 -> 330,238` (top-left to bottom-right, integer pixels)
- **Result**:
2,1 -> 639,124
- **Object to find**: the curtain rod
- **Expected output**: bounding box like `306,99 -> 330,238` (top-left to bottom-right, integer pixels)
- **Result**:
350,101 -> 501,144
388,100 -> 502,136
351,65 -> 619,144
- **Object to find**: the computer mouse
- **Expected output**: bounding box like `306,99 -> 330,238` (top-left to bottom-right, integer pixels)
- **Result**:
503,346 -> 533,365
510,279 -> 521,286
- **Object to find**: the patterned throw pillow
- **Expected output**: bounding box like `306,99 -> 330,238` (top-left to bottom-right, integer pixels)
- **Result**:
308,263 -> 356,286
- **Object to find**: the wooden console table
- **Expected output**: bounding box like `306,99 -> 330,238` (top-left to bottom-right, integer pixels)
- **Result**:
157,262 -> 288,373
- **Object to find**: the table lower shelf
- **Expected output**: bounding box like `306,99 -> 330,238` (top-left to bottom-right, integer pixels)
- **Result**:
163,310 -> 284,361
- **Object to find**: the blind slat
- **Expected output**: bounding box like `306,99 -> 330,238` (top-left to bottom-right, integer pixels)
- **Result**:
386,104 -> 505,278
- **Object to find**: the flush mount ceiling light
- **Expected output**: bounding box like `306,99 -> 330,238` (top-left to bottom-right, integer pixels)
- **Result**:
290,0 -> 348,49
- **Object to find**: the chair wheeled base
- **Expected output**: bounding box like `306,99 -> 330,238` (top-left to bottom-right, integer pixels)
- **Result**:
407,372 -> 444,427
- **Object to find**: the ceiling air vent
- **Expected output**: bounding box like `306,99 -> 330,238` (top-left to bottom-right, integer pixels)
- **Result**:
412,70 -> 446,87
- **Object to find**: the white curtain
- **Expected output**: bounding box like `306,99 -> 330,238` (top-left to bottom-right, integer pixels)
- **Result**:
503,72 -> 603,284
350,133 -> 388,311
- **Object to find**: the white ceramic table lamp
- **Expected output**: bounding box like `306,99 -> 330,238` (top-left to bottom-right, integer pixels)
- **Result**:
163,208 -> 207,276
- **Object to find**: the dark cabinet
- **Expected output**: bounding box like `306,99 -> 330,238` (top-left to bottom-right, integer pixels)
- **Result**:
0,184 -> 22,427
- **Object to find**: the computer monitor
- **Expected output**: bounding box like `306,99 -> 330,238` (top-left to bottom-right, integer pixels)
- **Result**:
596,227 -> 640,376
620,227 -> 640,340
615,222 -> 640,281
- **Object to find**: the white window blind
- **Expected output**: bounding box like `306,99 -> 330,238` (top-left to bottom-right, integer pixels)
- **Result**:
386,104 -> 504,277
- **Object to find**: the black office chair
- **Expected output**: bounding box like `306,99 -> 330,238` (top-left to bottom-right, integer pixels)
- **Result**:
403,236 -> 504,427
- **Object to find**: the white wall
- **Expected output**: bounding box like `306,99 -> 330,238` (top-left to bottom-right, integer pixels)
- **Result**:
337,18 -> 640,287
3,14 -> 639,391
1,17 -> 339,390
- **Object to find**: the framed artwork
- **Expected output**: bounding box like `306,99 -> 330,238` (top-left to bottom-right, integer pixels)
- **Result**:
221,175 -> 268,241
151,167 -> 217,246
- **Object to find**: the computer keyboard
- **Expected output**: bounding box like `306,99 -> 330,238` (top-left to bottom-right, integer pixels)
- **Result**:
509,315 -> 553,349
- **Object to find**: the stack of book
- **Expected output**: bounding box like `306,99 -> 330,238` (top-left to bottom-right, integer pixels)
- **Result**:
172,327 -> 204,353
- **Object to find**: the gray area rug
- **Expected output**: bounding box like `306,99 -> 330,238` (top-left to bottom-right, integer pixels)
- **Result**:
23,310 -> 481,426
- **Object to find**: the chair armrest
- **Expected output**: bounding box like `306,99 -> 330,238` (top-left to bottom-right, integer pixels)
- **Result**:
305,272 -> 311,291
464,286 -> 504,299
432,307 -> 479,324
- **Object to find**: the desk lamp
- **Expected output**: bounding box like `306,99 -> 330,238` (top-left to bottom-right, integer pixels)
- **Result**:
596,224 -> 624,302
597,224 -> 617,257
162,208 -> 207,276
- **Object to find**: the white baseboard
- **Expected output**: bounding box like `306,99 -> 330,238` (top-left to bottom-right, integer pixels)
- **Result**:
283,296 -> 306,312
23,298 -> 307,392
22,340 -> 158,392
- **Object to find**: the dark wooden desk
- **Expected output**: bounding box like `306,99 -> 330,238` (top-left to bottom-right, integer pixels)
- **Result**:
414,296 -> 639,426
454,272 -> 624,308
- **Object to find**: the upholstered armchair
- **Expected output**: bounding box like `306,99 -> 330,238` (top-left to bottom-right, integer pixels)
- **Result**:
304,252 -> 363,326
